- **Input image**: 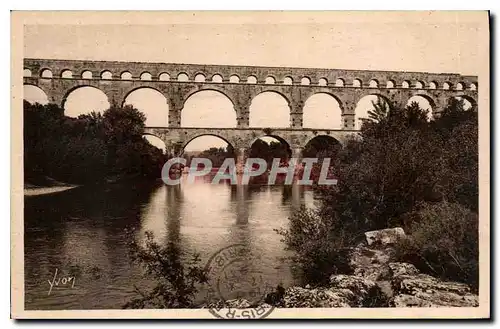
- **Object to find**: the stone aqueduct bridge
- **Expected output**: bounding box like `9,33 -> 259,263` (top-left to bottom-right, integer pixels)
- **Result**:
23,58 -> 478,159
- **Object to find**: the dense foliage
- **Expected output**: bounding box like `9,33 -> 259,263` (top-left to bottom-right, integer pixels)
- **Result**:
394,201 -> 479,291
183,138 -> 292,169
184,146 -> 235,168
24,101 -> 168,184
278,98 -> 479,288
248,139 -> 291,166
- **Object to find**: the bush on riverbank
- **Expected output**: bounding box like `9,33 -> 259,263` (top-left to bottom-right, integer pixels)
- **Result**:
123,231 -> 208,309
276,207 -> 355,285
24,101 -> 167,184
278,98 -> 479,288
394,201 -> 479,291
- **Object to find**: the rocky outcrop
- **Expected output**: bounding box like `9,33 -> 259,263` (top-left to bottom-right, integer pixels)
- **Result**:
200,273 -> 385,309
329,274 -> 385,307
349,244 -> 395,281
387,262 -> 420,277
203,298 -> 272,309
318,238 -> 478,308
365,227 -> 406,246
278,286 -> 352,308
350,229 -> 478,308
387,262 -> 479,307
269,273 -> 386,308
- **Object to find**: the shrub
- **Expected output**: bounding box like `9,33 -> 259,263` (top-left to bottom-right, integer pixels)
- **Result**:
395,201 -> 479,290
276,206 -> 356,285
123,231 -> 208,309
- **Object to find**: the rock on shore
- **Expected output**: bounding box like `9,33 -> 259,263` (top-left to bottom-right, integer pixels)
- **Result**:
387,263 -> 479,307
273,239 -> 478,308
203,299 -> 272,309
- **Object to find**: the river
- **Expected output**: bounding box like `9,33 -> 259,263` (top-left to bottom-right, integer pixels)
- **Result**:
24,177 -> 317,309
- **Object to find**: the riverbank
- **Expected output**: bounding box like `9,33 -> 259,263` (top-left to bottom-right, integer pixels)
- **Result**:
24,174 -> 165,197
24,176 -> 80,196
24,184 -> 79,196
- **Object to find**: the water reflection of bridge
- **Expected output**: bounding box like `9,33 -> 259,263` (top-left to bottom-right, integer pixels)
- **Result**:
140,181 -> 309,247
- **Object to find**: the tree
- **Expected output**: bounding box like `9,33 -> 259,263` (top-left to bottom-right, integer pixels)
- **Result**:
103,105 -> 146,144
248,138 -> 291,167
191,146 -> 235,168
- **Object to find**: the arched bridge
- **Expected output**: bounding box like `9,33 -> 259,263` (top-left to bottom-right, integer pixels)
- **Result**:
23,58 -> 478,160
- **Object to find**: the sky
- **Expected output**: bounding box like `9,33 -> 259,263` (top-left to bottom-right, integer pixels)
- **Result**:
23,12 -> 484,151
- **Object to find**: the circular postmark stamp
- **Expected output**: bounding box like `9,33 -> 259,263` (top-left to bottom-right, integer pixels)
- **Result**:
203,244 -> 276,319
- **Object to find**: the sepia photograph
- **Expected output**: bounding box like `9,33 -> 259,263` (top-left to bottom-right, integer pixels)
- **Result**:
10,11 -> 490,319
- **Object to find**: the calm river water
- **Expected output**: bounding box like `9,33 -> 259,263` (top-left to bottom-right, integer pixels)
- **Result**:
24,178 -> 316,309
